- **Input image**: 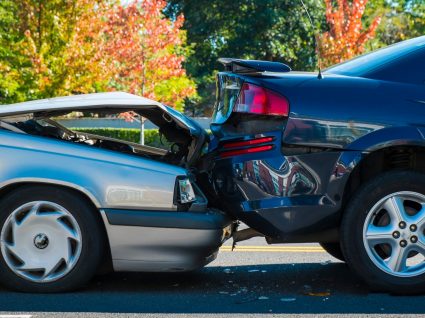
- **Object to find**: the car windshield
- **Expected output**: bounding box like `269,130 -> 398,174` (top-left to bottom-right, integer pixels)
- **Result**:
325,36 -> 425,77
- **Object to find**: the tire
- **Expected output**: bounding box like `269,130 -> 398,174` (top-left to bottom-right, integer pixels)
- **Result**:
341,171 -> 425,295
0,185 -> 104,293
319,242 -> 345,262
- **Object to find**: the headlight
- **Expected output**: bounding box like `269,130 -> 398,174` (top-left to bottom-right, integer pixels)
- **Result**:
177,178 -> 196,204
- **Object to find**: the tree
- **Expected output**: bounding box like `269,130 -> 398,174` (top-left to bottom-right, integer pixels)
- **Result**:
365,0 -> 425,49
0,0 -> 109,104
102,0 -> 196,111
58,1 -> 113,96
318,0 -> 381,67
0,0 -> 196,111
165,0 -> 325,114
0,1 -> 25,103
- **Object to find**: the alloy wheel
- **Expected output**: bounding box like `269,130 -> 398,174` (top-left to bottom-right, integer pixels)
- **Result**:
363,191 -> 425,277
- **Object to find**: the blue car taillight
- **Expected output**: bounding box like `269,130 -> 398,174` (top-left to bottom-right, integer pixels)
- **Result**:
212,74 -> 290,125
219,136 -> 275,158
233,83 -> 289,117
222,136 -> 274,149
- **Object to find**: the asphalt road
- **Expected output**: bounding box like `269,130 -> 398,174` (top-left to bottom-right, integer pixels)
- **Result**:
1,237 -> 425,318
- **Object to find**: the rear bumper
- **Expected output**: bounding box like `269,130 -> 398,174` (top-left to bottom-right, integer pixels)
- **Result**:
100,208 -> 233,272
226,195 -> 340,242
210,150 -> 346,241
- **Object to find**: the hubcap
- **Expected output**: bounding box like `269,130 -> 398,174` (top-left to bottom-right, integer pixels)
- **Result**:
0,201 -> 82,283
363,191 -> 425,277
33,233 -> 49,249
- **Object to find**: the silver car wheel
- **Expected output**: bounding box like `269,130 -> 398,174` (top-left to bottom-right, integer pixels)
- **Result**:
363,191 -> 425,277
0,201 -> 82,283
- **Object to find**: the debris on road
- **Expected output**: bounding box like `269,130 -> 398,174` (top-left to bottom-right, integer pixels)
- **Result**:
302,284 -> 313,294
280,297 -> 297,302
307,291 -> 331,297
235,296 -> 258,304
302,284 -> 331,297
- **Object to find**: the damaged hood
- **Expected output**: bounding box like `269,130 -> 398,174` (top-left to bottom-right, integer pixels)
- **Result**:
0,92 -> 206,141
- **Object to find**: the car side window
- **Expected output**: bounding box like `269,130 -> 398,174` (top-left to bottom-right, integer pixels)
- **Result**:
368,48 -> 425,85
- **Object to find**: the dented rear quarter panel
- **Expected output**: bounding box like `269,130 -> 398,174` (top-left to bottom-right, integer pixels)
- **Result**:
0,130 -> 187,211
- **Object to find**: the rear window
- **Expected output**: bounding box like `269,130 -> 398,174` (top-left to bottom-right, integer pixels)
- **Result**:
325,36 -> 425,78
367,49 -> 425,85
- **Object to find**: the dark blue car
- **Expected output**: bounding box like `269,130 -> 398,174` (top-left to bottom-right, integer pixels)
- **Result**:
200,35 -> 425,294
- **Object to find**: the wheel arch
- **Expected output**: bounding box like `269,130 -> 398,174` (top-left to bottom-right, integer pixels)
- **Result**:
342,144 -> 425,211
0,179 -> 113,273
0,178 -> 101,209
335,125 -> 425,208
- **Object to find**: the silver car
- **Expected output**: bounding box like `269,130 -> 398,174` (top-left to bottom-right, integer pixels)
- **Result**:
0,92 -> 233,292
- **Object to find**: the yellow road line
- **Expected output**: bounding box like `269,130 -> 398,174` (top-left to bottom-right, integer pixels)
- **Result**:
219,245 -> 325,253
220,249 -> 324,253
221,245 -> 323,249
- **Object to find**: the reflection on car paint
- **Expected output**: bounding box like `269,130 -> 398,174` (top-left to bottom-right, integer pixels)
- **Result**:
283,117 -> 385,149
241,157 -> 316,197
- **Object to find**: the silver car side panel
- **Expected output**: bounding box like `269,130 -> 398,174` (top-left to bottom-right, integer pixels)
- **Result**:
0,130 -> 187,210
99,211 -> 222,272
0,178 -> 102,207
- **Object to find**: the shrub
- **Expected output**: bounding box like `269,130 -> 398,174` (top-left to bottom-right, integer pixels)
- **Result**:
71,128 -> 168,148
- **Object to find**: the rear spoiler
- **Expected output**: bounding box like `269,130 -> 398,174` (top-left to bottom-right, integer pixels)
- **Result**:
218,58 -> 291,74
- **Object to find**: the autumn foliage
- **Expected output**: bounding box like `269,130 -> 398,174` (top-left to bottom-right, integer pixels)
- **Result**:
319,0 -> 382,67
0,0 -> 195,110
101,0 -> 195,110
